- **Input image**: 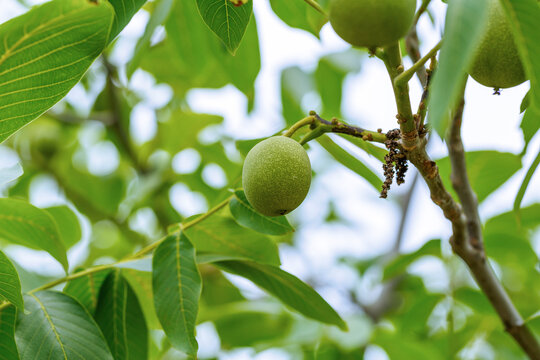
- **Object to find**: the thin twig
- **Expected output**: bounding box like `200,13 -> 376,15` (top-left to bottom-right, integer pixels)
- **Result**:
394,40 -> 442,87
27,195 -> 234,294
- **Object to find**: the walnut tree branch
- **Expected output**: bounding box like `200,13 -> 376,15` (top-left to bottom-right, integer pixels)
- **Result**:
447,91 -> 540,359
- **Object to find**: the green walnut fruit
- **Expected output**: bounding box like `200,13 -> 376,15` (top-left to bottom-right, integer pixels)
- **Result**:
469,0 -> 526,89
328,0 -> 416,48
242,136 -> 311,217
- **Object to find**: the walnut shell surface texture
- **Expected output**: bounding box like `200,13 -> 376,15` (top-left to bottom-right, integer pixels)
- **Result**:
468,0 -> 527,89
328,0 -> 417,48
242,136 -> 311,217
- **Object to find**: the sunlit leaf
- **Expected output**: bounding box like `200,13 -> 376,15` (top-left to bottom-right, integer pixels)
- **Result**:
44,205 -> 81,249
185,215 -> 281,265
196,0 -> 253,55
216,260 -> 347,330
15,291 -> 114,360
0,198 -> 68,272
152,232 -> 201,357
229,190 -> 294,235
0,0 -> 113,143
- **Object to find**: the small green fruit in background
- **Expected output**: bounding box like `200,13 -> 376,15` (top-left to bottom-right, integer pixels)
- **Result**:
242,136 -> 311,217
328,0 -> 416,48
468,0 -> 526,89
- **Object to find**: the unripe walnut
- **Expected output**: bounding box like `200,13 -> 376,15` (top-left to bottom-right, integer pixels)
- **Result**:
468,0 -> 526,89
328,0 -> 416,48
242,136 -> 311,217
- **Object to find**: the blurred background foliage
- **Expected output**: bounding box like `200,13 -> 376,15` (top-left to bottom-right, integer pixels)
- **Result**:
1,0 -> 539,359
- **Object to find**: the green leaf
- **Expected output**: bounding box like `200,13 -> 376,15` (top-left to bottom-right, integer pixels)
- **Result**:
0,0 -> 114,143
152,232 -> 201,357
214,310 -> 293,348
122,269 -> 161,329
520,89 -> 530,114
428,0 -> 489,137
373,330 -> 443,360
0,251 -> 23,311
229,190 -> 294,235
15,291 -> 114,360
63,269 -> 110,315
383,239 -> 441,281
94,270 -> 148,360
196,0 -> 253,55
107,0 -> 147,43
501,0 -> 540,113
520,106 -> 540,154
436,151 -> 521,203
124,280 -> 148,360
184,215 -> 281,266
216,260 -> 347,330
317,135 -> 382,191
44,205 -> 82,249
281,66 -> 315,126
269,0 -> 328,38
338,134 -> 387,163
314,50 -> 364,118
514,147 -> 540,216
0,198 -> 68,272
127,0 -> 174,77
0,305 -> 19,360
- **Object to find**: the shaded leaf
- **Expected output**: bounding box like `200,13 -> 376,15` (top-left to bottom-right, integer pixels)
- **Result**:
127,0 -> 174,77
0,251 -> 23,311
0,0 -> 113,143
229,190 -> 294,235
0,198 -> 68,272
383,239 -> 441,281
269,0 -> 328,37
196,0 -> 253,55
184,215 -> 281,266
15,291 -> 113,360
0,304 -> 19,360
436,151 -> 521,203
520,107 -> 540,154
122,269 -> 161,329
215,310 -> 292,348
63,269 -> 110,315
428,0 -> 489,137
216,260 -> 347,330
281,66 -> 315,126
317,135 -> 382,191
94,269 -> 148,360
338,134 -> 387,163
152,232 -> 201,356
514,146 -> 540,216
44,205 -> 81,249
